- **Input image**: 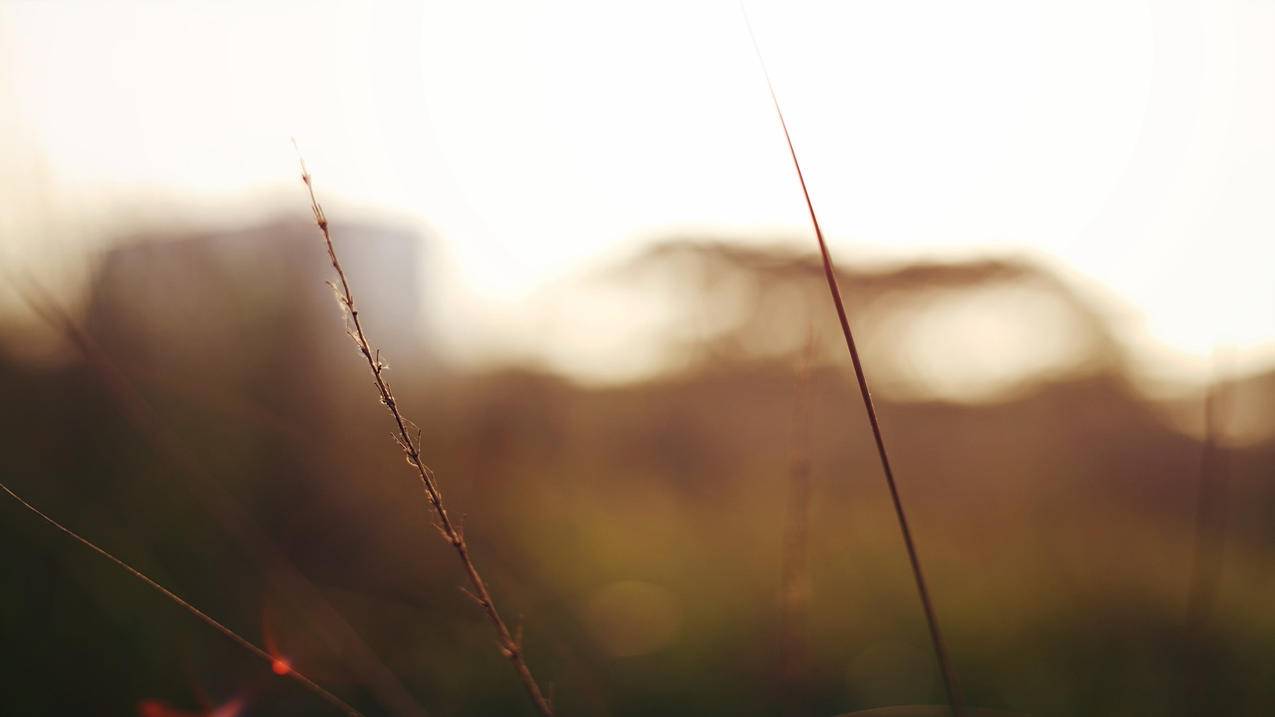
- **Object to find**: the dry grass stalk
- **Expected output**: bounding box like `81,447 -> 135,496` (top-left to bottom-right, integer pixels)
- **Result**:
0,480 -> 365,717
1185,369 -> 1232,626
778,323 -> 817,716
743,13 -> 965,716
298,159 -> 555,716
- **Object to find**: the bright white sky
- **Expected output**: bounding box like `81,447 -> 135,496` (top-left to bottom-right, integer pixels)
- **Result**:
1,0 -> 1272,385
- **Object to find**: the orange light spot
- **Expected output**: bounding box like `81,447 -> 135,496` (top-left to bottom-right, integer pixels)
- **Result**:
271,658 -> 291,676
137,700 -> 201,717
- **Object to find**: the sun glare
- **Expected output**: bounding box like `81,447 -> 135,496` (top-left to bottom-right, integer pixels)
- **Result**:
1,0 -> 1270,384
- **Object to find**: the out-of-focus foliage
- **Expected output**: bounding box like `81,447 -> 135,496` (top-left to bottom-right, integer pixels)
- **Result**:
1,220 -> 1272,716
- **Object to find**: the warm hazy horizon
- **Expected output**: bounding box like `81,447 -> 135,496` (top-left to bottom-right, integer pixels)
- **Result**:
2,0 -> 1272,388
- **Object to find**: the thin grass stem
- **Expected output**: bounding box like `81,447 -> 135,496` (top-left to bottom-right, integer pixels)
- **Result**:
10,275 -> 428,717
0,480 -> 365,717
778,323 -> 817,716
297,155 -> 555,716
1185,358 -> 1232,627
741,9 -> 964,715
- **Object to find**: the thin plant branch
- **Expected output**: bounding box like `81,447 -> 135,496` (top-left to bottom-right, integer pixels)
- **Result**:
298,155 -> 555,716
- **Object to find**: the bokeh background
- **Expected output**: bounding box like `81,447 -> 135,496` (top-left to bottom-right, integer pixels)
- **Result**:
1,2 -> 1273,716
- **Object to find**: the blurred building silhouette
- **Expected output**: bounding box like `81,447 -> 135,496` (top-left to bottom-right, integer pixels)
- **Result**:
82,218 -> 433,430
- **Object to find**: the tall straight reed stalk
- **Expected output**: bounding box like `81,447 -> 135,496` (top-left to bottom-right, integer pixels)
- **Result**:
742,12 -> 965,716
298,159 -> 555,716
